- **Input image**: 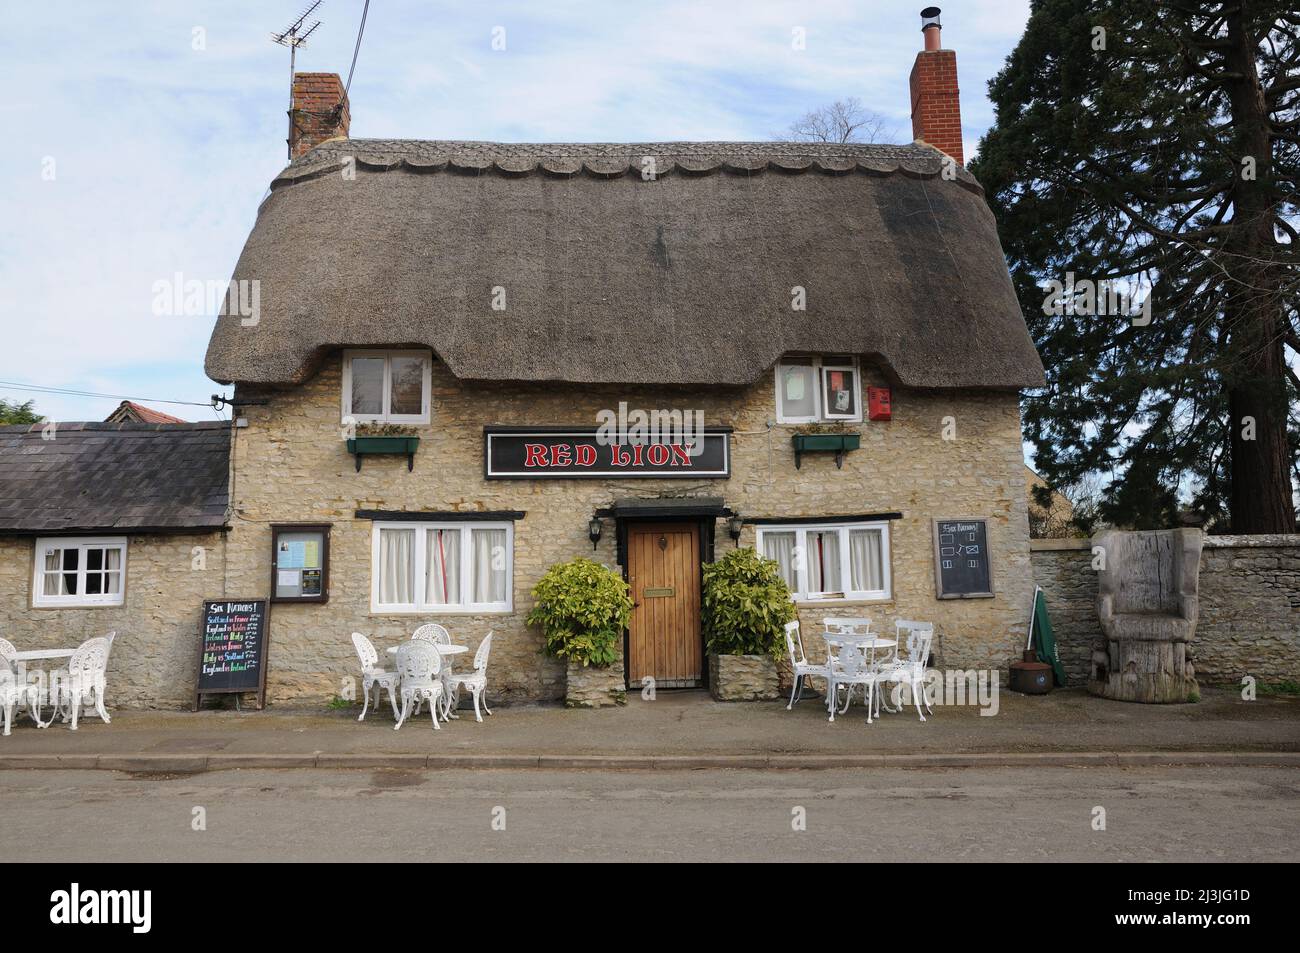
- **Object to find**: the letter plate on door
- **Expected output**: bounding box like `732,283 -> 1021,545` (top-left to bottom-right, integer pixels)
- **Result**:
643,587 -> 675,598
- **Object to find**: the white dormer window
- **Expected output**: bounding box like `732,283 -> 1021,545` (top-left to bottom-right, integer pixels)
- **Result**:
775,355 -> 862,423
342,350 -> 432,424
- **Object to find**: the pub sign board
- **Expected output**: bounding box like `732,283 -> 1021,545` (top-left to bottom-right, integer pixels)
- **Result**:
484,426 -> 731,479
194,599 -> 270,709
932,519 -> 994,599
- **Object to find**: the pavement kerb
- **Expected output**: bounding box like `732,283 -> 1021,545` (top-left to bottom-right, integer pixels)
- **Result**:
1,750 -> 1298,771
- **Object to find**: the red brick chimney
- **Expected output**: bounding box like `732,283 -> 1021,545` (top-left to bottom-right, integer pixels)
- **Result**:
288,72 -> 350,159
908,7 -> 964,165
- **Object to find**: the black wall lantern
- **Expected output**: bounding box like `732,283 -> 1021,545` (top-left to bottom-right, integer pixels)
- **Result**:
588,516 -> 603,550
727,513 -> 744,545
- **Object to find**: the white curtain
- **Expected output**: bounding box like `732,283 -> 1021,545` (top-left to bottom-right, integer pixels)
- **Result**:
379,528 -> 415,605
850,529 -> 883,592
761,532 -> 798,593
426,528 -> 461,605
472,528 -> 507,604
808,530 -> 842,594
104,547 -> 122,594
43,548 -> 65,596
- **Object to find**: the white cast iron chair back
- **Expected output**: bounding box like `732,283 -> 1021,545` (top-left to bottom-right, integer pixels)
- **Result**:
56,636 -> 111,731
411,623 -> 452,645
449,631 -> 494,722
0,637 -> 16,663
351,632 -> 400,722
394,641 -> 444,731
878,621 -> 935,721
784,621 -> 831,711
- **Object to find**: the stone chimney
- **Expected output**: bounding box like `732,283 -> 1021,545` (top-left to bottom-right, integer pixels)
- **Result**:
908,7 -> 963,165
288,72 -> 350,159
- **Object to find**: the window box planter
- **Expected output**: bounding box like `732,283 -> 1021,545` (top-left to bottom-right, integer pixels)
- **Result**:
346,436 -> 420,472
791,432 -> 860,469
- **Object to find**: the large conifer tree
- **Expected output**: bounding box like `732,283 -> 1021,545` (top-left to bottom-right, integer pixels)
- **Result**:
971,0 -> 1298,531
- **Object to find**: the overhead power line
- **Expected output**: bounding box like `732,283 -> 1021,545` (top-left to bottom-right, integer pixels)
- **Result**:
0,380 -> 219,409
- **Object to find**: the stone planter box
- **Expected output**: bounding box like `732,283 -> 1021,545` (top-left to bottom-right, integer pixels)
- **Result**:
709,653 -> 780,701
565,659 -> 626,708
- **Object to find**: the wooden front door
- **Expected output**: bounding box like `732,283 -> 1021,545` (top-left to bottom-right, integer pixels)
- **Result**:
626,522 -> 702,688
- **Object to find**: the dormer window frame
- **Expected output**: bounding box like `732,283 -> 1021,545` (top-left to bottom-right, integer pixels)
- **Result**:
341,349 -> 433,426
775,355 -> 863,424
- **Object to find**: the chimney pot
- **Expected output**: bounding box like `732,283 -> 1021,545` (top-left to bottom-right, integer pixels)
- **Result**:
921,7 -> 942,50
909,8 -> 963,164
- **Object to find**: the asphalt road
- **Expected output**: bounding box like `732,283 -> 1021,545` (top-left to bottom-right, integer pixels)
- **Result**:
2,765 -> 1296,862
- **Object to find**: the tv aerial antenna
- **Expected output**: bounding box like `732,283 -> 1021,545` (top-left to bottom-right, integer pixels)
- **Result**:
273,2 -> 324,156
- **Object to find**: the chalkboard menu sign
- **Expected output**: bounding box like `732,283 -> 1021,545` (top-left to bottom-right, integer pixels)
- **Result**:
932,519 -> 994,599
195,599 -> 270,709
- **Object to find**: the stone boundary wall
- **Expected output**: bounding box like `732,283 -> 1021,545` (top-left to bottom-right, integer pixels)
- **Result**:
1030,535 -> 1300,686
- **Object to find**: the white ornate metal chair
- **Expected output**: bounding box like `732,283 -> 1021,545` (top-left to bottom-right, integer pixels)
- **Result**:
783,621 -> 830,710
875,621 -> 935,722
824,638 -> 877,723
448,631 -> 494,722
351,632 -> 400,722
50,636 -> 111,731
411,623 -> 451,645
410,624 -> 456,716
393,641 -> 444,731
0,662 -> 41,737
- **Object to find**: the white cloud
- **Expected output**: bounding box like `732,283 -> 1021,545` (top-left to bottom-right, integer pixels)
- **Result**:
0,0 -> 1029,421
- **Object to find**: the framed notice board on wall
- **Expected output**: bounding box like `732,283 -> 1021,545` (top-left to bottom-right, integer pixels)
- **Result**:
932,518 -> 994,599
270,524 -> 330,603
195,599 -> 269,709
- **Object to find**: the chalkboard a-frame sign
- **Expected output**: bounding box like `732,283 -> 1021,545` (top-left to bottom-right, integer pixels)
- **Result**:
195,599 -> 270,710
932,519 -> 994,599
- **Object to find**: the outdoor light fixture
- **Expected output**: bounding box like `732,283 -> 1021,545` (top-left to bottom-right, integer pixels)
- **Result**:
588,516 -> 603,550
728,513 -> 744,545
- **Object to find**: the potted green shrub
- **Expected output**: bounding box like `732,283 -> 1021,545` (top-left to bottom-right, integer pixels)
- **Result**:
702,548 -> 797,701
527,557 -> 633,708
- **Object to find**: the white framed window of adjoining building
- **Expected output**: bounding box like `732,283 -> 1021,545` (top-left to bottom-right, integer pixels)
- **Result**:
775,355 -> 863,423
755,521 -> 890,602
370,522 -> 513,614
342,349 -> 432,425
32,536 -> 128,608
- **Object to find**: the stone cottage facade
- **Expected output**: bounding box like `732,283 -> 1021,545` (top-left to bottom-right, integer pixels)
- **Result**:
200,28 -> 1045,706
0,22 -> 1050,709
0,423 -> 230,707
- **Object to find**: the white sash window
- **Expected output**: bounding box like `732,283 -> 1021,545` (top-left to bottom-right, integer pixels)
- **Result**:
371,522 -> 512,613
756,521 -> 890,602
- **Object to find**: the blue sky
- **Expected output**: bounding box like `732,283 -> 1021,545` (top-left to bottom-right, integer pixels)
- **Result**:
0,0 -> 1029,422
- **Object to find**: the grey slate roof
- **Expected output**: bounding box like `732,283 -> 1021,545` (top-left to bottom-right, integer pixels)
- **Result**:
204,138 -> 1045,391
0,422 -> 230,535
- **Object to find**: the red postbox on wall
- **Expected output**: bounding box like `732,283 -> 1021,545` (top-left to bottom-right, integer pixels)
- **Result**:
867,386 -> 892,421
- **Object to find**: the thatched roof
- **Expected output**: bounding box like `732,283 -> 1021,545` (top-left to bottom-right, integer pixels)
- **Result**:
205,139 -> 1044,391
0,422 -> 229,535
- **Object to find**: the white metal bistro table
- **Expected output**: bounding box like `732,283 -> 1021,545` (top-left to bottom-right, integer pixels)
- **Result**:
387,643 -> 469,718
821,633 -> 898,714
10,649 -> 75,662
7,648 -> 76,728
